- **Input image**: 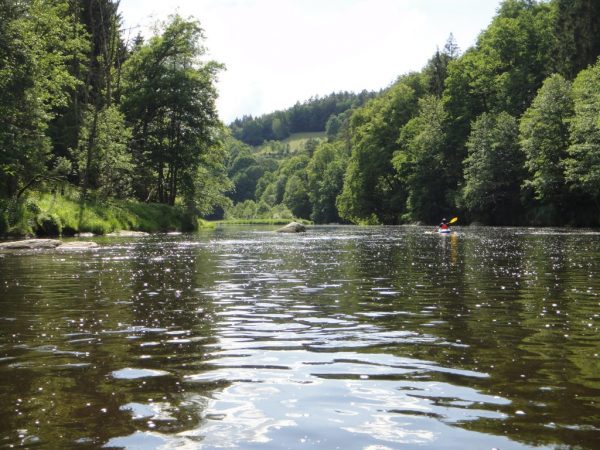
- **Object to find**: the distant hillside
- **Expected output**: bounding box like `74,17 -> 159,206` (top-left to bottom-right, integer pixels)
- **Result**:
282,131 -> 326,152
229,91 -> 376,146
255,132 -> 326,159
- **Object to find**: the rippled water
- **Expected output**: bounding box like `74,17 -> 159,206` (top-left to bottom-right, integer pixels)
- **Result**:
0,225 -> 599,449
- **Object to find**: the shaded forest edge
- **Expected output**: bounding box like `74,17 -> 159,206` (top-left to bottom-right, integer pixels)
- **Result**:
2,0 -> 600,237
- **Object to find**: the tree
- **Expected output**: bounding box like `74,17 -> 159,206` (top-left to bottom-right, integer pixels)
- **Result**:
75,105 -> 133,198
519,73 -> 573,222
462,112 -> 525,224
0,0 -> 87,199
306,141 -> 347,223
184,139 -> 233,216
337,79 -> 419,224
283,174 -> 311,219
554,0 -> 600,79
121,15 -> 223,206
76,0 -> 127,199
424,34 -> 459,98
395,95 -> 449,223
564,59 -> 600,216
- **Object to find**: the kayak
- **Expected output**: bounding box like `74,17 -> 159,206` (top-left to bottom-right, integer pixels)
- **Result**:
437,228 -> 451,234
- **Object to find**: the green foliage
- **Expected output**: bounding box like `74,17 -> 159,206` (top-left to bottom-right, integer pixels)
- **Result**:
442,0 -> 555,179
306,141 -> 347,223
395,95 -> 449,223
423,34 -> 459,98
121,15 -> 223,206
554,0 -> 600,79
224,200 -> 295,221
462,112 -> 525,224
337,79 -> 419,224
230,91 -> 376,146
188,142 -> 233,216
76,105 -> 133,198
283,174 -> 311,219
3,0 -> 600,231
520,74 -> 573,221
564,59 -> 600,206
0,0 -> 87,198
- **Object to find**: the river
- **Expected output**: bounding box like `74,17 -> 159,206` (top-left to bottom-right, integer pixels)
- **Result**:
0,225 -> 598,449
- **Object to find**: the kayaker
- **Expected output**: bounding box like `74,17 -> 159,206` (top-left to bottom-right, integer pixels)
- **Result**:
439,218 -> 449,230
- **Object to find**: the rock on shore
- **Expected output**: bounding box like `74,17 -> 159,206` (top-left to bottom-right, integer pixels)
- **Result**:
276,222 -> 307,233
0,239 -> 98,250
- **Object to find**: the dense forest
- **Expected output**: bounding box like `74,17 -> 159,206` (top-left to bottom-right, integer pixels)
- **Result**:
2,0 -> 600,236
0,0 -> 230,235
229,90 -> 377,146
225,0 -> 600,226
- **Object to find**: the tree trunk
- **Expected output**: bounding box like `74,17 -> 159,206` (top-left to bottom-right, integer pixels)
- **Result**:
157,161 -> 164,204
81,106 -> 99,201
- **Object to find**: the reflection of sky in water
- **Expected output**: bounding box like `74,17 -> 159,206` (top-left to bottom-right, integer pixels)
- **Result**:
181,347 -> 520,449
165,227 -> 557,449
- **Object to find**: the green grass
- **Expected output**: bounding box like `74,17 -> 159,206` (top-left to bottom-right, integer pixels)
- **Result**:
197,218 -> 216,229
4,192 -> 190,236
256,132 -> 327,158
282,132 -> 326,152
216,218 -> 312,225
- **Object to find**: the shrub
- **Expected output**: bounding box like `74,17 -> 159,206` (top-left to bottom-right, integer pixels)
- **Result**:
35,213 -> 62,236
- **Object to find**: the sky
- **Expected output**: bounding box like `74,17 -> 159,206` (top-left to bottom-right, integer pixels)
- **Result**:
119,0 -> 502,123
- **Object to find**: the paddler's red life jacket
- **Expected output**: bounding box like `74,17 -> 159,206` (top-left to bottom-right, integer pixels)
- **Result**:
440,223 -> 448,230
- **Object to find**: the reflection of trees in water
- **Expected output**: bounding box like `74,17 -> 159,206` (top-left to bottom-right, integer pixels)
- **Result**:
0,248 -> 139,446
455,231 -> 600,448
1,229 -> 599,448
0,237 -> 222,447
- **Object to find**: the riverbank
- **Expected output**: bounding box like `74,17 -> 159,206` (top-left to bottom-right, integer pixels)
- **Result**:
216,218 -> 312,226
0,192 -> 201,237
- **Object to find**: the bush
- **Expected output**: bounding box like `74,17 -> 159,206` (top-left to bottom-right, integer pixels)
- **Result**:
0,201 -> 8,236
35,213 -> 62,236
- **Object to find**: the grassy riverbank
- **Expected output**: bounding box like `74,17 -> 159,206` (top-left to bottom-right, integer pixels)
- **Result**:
216,218 -> 312,226
0,192 -> 196,237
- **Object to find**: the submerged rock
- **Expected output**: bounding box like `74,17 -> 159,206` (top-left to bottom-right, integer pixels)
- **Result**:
75,232 -> 95,237
276,222 -> 307,233
107,230 -> 149,237
58,241 -> 99,249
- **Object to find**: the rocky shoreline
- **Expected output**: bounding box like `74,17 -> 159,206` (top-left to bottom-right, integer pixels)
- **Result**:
0,239 -> 99,250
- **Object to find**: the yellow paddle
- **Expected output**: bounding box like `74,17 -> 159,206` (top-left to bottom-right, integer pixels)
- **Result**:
448,217 -> 458,224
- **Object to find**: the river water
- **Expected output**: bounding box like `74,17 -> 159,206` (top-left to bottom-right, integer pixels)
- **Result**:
0,225 -> 599,449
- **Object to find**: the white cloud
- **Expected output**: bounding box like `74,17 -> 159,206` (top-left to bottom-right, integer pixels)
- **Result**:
119,0 -> 500,123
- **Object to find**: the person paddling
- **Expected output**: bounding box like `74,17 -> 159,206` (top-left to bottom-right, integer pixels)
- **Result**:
438,217 -> 458,233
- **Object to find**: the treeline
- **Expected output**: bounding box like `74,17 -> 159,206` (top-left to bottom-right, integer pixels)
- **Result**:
229,91 -> 376,146
225,0 -> 600,227
0,0 -> 230,234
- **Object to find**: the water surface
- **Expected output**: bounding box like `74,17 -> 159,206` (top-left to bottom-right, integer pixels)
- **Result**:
0,226 -> 599,449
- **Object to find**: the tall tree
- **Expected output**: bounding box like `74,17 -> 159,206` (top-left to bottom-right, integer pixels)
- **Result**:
306,141 -> 347,223
424,34 -> 460,98
121,15 -> 223,206
337,78 -> 420,224
395,95 -> 449,223
0,0 -> 87,199
519,73 -> 573,223
564,58 -> 600,219
77,0 -> 128,198
462,112 -> 525,224
443,0 -> 555,184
